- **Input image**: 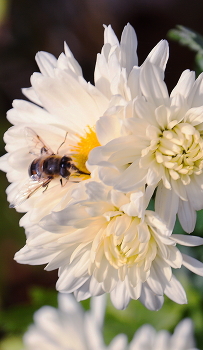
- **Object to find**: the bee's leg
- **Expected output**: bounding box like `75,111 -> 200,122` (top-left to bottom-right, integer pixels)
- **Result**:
57,132 -> 68,154
42,178 -> 52,192
60,177 -> 68,187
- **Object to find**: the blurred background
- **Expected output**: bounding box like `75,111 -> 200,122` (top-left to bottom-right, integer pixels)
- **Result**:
0,0 -> 203,349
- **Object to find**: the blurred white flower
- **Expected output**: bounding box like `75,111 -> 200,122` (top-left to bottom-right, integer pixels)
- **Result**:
23,294 -> 198,350
89,59 -> 203,233
128,318 -> 198,350
15,180 -> 203,310
0,23 -> 168,228
23,293 -> 109,350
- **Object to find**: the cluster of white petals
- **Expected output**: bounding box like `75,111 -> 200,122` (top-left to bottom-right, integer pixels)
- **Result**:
1,23 -> 203,312
15,180 -> 203,310
89,57 -> 203,233
0,28 -> 109,221
128,318 -> 198,350
23,293 -> 198,350
23,294 -> 109,350
0,24 -> 168,224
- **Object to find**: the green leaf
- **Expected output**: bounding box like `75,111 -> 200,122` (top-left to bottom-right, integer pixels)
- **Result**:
168,25 -> 203,54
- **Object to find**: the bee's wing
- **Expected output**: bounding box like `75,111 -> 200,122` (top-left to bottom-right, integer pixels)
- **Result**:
25,127 -> 54,156
9,177 -> 51,209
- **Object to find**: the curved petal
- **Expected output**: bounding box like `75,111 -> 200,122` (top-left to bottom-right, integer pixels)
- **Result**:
164,275 -> 187,304
178,199 -> 196,233
120,23 -> 138,75
140,61 -> 170,108
172,234 -> 203,247
145,40 -> 169,77
182,253 -> 203,276
139,283 -> 164,311
110,281 -> 131,310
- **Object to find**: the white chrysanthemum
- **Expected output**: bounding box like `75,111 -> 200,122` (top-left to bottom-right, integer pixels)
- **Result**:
0,24 -> 168,226
128,319 -> 198,350
15,180 -> 203,310
23,293 -> 111,350
23,294 -> 199,350
89,58 -> 203,233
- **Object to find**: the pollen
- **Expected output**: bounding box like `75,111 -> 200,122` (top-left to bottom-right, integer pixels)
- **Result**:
71,126 -> 100,175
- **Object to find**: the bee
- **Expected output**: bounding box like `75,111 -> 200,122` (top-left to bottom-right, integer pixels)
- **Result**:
10,127 -> 89,208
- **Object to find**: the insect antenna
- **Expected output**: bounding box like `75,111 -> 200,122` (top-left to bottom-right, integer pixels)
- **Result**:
57,132 -> 68,154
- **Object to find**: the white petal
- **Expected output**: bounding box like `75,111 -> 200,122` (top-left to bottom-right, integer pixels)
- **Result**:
89,276 -> 105,296
164,275 -> 187,304
90,295 -> 107,329
96,165 -> 121,187
185,176 -> 203,211
171,178 -> 187,201
63,42 -> 83,76
103,25 -> 119,46
56,255 -> 90,293
155,183 -> 179,231
153,330 -> 170,349
84,312 -> 106,350
110,281 -> 131,310
74,279 -> 92,301
108,334 -> 128,350
178,199 -> 196,233
96,115 -> 123,145
114,160 -> 147,192
170,70 -> 195,99
7,99 -> 57,126
45,246 -> 75,271
126,281 -> 142,300
120,23 -> 138,75
14,245 -> 55,265
114,215 -> 132,236
128,67 -> 141,99
140,61 -> 169,108
35,51 -> 57,77
146,264 -> 166,295
146,39 -> 169,78
51,205 -> 89,226
0,153 -> 10,172
85,180 -> 109,202
129,324 -> 156,349
170,318 -> 196,349
185,106 -> 203,126
172,234 -> 203,247
182,253 -> 203,276
31,72 -> 107,134
139,283 -> 164,311
22,87 -> 43,106
189,71 -> 203,107
57,293 -> 82,314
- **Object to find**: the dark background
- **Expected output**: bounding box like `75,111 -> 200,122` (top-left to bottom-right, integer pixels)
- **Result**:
1,0 -> 203,112
1,0 -> 203,347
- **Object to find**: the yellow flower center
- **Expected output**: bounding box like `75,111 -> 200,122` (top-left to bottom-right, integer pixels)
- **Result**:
71,126 -> 100,177
155,124 -> 203,182
105,217 -> 157,270
89,214 -> 158,284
